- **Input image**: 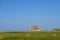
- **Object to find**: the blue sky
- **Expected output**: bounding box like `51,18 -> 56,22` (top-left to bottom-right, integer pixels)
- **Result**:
0,0 -> 60,31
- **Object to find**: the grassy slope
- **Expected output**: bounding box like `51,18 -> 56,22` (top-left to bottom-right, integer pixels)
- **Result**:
0,32 -> 60,40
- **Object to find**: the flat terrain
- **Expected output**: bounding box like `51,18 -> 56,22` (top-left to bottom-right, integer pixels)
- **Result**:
0,31 -> 60,40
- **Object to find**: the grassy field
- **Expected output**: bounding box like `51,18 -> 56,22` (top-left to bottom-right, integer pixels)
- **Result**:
0,31 -> 60,40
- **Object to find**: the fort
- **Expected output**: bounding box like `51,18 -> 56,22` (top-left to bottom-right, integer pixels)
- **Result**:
29,25 -> 41,31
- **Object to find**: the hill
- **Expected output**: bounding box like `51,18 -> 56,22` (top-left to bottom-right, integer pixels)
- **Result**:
0,31 -> 60,40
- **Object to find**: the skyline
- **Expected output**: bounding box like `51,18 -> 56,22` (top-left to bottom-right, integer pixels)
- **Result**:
0,0 -> 60,31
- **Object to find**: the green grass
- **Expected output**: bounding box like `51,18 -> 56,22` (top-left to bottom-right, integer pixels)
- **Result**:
0,32 -> 60,40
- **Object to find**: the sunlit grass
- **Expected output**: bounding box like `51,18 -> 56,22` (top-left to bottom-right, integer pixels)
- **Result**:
0,32 -> 60,40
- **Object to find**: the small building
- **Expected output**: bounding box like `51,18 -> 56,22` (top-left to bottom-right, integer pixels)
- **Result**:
29,26 -> 41,31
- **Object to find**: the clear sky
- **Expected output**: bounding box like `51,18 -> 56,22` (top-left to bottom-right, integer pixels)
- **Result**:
0,0 -> 60,31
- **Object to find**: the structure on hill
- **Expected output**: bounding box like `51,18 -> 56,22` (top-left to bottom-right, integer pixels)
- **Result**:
29,26 -> 41,31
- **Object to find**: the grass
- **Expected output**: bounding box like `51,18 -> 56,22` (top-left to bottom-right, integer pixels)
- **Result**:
0,32 -> 60,40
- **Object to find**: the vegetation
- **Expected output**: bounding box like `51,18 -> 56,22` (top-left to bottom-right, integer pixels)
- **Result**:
0,31 -> 60,40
